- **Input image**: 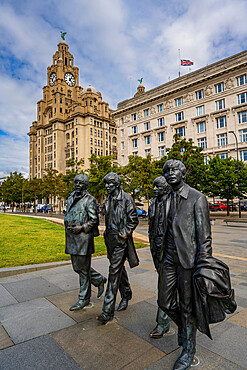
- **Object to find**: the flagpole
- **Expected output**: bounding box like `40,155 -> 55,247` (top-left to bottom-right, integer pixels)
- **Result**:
178,49 -> 181,77
130,77 -> 132,97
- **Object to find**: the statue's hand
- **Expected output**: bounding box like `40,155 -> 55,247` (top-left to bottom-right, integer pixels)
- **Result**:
67,225 -> 83,234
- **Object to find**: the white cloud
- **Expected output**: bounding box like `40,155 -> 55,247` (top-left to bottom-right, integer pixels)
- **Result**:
1,0 -> 247,176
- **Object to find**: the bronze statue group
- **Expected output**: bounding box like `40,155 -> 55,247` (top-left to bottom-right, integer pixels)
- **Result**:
64,159 -> 236,370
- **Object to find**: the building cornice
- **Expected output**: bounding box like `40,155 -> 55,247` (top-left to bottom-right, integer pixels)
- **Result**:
113,50 -> 247,116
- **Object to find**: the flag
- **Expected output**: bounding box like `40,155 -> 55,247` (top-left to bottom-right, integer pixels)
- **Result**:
181,59 -> 194,66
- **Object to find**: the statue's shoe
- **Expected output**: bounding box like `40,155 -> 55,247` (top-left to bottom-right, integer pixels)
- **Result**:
97,277 -> 107,298
69,299 -> 90,311
96,312 -> 113,324
117,299 -> 129,311
173,350 -> 195,370
149,324 -> 170,339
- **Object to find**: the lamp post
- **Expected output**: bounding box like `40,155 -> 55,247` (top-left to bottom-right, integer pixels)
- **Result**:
229,131 -> 241,218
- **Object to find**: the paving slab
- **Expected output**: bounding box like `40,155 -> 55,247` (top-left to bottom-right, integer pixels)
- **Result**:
2,277 -> 64,302
0,323 -> 13,349
197,321 -> 247,368
0,284 -> 18,307
43,271 -> 79,291
146,344 -> 245,370
227,307 -> 247,328
0,335 -> 81,370
128,270 -> 158,293
117,300 -> 178,355
0,298 -> 76,344
51,319 -> 164,370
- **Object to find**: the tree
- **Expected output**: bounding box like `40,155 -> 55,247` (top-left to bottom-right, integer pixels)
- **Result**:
0,172 -> 25,210
42,169 -> 62,215
86,154 -> 115,201
62,158 -> 85,199
155,134 -> 207,192
26,177 -> 44,214
120,155 -> 158,203
205,156 -> 247,216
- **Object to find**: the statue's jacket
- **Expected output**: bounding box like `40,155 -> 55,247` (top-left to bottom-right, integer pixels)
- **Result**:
64,191 -> 99,255
103,189 -> 139,268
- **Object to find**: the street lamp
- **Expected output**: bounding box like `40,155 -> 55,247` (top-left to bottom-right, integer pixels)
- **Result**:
229,131 -> 241,218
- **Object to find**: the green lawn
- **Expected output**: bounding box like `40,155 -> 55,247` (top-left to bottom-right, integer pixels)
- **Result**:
0,214 -> 146,268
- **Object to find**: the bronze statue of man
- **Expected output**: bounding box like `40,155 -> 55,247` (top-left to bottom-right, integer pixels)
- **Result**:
148,176 -> 170,338
159,159 -> 211,369
64,174 -> 106,311
97,172 -> 139,324
158,159 -> 237,369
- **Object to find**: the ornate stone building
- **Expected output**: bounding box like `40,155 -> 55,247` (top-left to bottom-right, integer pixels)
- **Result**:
113,50 -> 247,166
28,40 -> 117,179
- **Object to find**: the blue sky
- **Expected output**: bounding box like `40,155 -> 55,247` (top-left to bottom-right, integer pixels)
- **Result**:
1,0 -> 247,177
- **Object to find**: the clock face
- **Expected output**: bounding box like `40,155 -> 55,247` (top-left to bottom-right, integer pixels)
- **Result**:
49,72 -> 56,86
64,72 -> 75,87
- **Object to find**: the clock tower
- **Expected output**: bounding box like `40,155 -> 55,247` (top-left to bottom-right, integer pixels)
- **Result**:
28,39 -> 117,180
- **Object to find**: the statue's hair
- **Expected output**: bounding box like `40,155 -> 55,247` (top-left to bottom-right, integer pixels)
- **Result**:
162,159 -> 186,177
153,176 -> 169,189
74,174 -> 89,187
103,172 -> 122,186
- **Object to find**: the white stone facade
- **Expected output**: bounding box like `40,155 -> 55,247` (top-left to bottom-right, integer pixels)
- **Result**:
113,50 -> 247,165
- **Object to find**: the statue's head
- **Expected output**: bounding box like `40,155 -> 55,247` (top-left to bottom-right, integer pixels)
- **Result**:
104,172 -> 121,195
74,174 -> 89,193
153,176 -> 171,198
162,159 -> 186,188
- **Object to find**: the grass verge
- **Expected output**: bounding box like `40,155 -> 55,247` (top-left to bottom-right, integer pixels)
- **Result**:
0,214 -> 146,268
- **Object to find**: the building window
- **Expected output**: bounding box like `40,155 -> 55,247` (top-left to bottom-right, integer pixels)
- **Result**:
237,92 -> 247,104
196,90 -> 204,100
175,112 -> 184,122
90,147 -> 93,154
239,129 -> 247,142
158,132 -> 165,142
217,133 -> 228,146
158,117 -> 164,127
106,141 -> 108,148
90,128 -> 93,135
76,138 -> 78,144
75,119 -> 78,125
215,83 -> 224,93
159,146 -> 166,157
90,138 -> 93,144
216,116 -> 227,128
144,122 -> 150,130
198,137 -> 207,148
215,99 -> 225,110
76,128 -> 78,135
90,118 -> 93,124
106,132 -> 108,138
121,129 -> 124,137
237,74 -> 247,86
145,135 -> 151,145
121,142 -> 124,149
238,111 -> 247,123
219,153 -> 228,159
132,151 -> 138,155
94,129 -> 97,136
132,126 -> 137,134
106,150 -> 108,155
197,121 -> 206,133
157,104 -> 163,112
95,139 -> 97,145
133,138 -> 138,148
132,113 -> 137,121
176,126 -> 185,137
121,118 -> 124,124
145,149 -> 151,157
196,105 -> 205,116
175,97 -> 183,107
144,109 -> 149,117
105,123 -> 108,129
240,150 -> 247,161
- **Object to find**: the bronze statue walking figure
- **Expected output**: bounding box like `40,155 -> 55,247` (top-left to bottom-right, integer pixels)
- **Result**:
148,176 -> 171,338
159,160 -> 236,370
97,172 -> 139,324
64,174 -> 106,311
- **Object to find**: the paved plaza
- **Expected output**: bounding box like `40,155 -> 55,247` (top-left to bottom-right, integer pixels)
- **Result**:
0,219 -> 247,369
